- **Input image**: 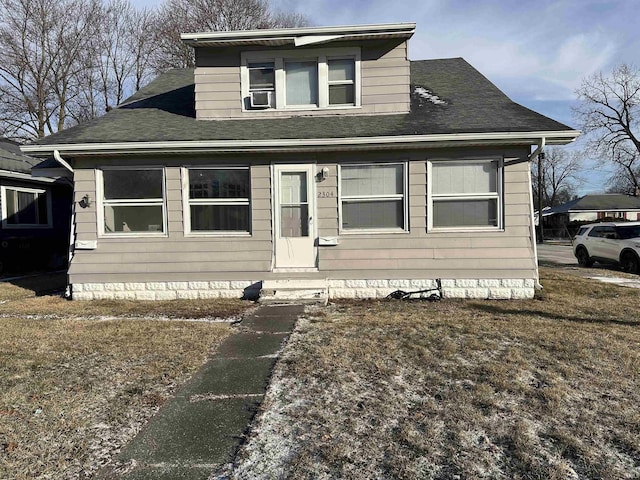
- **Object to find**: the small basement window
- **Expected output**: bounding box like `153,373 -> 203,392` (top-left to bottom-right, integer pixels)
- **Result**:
429,159 -> 502,230
340,163 -> 407,232
1,186 -> 51,228
100,168 -> 165,235
187,168 -> 250,233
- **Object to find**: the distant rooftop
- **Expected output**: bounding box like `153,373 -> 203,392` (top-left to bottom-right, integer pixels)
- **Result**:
542,194 -> 640,215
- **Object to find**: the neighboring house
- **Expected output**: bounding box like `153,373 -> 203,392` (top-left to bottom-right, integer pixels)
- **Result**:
540,194 -> 640,239
22,23 -> 580,300
0,138 -> 72,274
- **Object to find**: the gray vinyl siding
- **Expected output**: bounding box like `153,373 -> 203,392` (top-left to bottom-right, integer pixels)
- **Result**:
194,40 -> 410,119
67,146 -> 536,285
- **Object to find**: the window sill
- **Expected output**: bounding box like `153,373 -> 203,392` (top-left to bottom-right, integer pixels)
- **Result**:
242,105 -> 361,113
339,228 -> 409,235
185,232 -> 251,238
428,227 -> 504,234
100,232 -> 168,238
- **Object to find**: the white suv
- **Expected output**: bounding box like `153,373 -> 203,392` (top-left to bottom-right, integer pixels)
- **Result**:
573,222 -> 640,273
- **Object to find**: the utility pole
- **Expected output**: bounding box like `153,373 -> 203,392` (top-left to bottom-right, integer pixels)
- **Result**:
537,151 -> 545,244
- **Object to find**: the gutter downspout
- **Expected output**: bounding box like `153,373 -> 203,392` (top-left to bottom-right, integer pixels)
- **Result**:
54,150 -> 75,298
54,149 -> 74,173
527,138 -> 545,289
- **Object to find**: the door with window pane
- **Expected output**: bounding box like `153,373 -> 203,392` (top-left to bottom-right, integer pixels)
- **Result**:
273,164 -> 316,269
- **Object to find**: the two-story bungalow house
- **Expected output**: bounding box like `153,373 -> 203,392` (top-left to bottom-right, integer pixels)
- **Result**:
22,23 -> 579,301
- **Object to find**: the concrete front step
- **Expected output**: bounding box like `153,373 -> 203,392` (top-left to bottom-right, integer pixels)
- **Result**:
259,279 -> 328,305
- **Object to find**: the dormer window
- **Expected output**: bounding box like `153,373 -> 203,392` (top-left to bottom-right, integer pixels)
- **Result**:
285,60 -> 318,107
248,62 -> 275,108
241,47 -> 360,111
328,58 -> 355,106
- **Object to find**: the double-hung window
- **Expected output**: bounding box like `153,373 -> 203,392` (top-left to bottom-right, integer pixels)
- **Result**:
100,168 -> 165,235
340,163 -> 407,231
328,58 -> 355,106
429,159 -> 502,230
1,186 -> 51,228
248,62 -> 275,108
241,48 -> 360,111
186,168 -> 250,234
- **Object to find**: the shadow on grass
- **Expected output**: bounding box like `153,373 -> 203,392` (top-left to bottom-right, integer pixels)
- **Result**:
2,271 -> 67,296
469,302 -> 640,328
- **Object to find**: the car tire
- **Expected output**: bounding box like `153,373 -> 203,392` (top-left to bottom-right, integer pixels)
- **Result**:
576,247 -> 593,267
621,251 -> 640,274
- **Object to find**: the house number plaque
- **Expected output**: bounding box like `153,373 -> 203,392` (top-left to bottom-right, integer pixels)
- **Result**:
317,191 -> 335,198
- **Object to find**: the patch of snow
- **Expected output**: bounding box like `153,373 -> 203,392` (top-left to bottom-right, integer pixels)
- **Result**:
413,86 -> 446,105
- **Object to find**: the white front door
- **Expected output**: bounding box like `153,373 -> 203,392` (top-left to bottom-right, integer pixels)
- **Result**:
273,164 -> 317,269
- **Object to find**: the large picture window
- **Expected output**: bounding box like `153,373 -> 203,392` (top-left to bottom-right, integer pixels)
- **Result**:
340,163 -> 407,231
429,160 -> 502,230
1,186 -> 51,228
101,168 -> 165,234
187,168 -> 250,233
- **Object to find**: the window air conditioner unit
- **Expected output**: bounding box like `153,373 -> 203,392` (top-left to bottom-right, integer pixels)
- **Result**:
250,91 -> 272,108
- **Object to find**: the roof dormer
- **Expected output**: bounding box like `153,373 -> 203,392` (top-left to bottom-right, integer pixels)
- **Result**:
181,23 -> 416,120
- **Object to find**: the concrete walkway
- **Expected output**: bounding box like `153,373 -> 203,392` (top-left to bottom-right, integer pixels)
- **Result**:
98,304 -> 304,480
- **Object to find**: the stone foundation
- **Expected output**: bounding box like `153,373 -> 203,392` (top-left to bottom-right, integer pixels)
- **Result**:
72,278 -> 535,301
328,278 -> 535,299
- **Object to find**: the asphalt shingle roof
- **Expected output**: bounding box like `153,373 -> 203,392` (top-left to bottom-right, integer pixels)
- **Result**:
35,58 -> 573,146
0,138 -> 38,173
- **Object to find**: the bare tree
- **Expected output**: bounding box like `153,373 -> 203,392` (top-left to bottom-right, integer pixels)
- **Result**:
531,147 -> 581,208
0,0 -> 102,139
152,0 -> 309,71
574,63 -> 640,193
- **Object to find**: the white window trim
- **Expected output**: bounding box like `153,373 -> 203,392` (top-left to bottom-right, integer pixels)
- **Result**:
0,185 -> 52,229
182,166 -> 252,237
97,167 -> 168,238
240,47 -> 361,112
327,57 -> 357,107
427,158 -> 504,233
338,162 -> 409,234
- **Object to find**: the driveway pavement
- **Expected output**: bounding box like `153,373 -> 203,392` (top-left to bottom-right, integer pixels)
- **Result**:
536,243 -> 576,265
536,242 -> 640,289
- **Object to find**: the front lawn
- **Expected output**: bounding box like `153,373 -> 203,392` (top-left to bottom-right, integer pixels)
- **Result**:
233,267 -> 640,479
0,282 -> 252,480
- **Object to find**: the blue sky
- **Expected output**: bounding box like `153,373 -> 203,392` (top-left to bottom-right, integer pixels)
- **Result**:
132,0 -> 639,194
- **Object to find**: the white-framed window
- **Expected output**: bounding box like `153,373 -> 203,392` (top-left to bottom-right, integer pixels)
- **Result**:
428,159 -> 503,231
248,61 -> 275,108
97,168 -> 166,236
328,58 -> 356,106
339,162 -> 408,232
184,167 -> 251,235
241,47 -> 361,111
1,185 -> 52,228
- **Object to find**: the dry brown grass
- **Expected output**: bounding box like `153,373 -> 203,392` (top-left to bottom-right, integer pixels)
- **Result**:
0,291 -> 251,320
0,277 -> 252,479
234,267 -> 640,479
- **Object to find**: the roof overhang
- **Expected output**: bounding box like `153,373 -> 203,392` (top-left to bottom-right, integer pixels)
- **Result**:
21,130 -> 580,157
0,168 -> 58,183
181,23 -> 416,48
